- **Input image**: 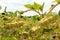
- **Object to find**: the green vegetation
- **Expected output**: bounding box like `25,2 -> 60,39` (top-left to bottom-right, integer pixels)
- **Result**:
0,0 -> 60,40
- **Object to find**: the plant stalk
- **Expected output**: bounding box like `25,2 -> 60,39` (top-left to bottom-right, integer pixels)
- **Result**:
47,2 -> 60,15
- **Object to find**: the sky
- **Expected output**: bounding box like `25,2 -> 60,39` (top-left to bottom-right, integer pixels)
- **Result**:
0,0 -> 60,16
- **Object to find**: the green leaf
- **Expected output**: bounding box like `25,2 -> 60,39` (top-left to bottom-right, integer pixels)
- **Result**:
24,4 -> 33,9
57,36 -> 60,38
55,0 -> 60,2
2,36 -> 16,40
13,11 -> 17,16
4,7 -> 7,13
58,11 -> 60,17
54,28 -> 60,33
0,14 -> 2,17
33,2 -> 41,10
0,6 -> 2,10
19,11 -> 24,14
40,3 -> 44,11
20,27 -> 25,31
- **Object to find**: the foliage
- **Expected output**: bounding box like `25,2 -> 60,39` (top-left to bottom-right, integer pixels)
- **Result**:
0,6 -> 2,10
25,4 -> 33,9
25,2 -> 44,11
0,1 -> 60,40
55,0 -> 60,2
2,36 -> 17,40
4,7 -> 7,13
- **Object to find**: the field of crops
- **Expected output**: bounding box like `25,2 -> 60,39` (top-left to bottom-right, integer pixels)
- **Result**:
0,0 -> 60,40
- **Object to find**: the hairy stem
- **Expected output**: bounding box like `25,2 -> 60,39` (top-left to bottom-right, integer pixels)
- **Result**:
23,10 -> 31,12
23,9 -> 43,18
47,3 -> 60,15
33,10 -> 43,18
